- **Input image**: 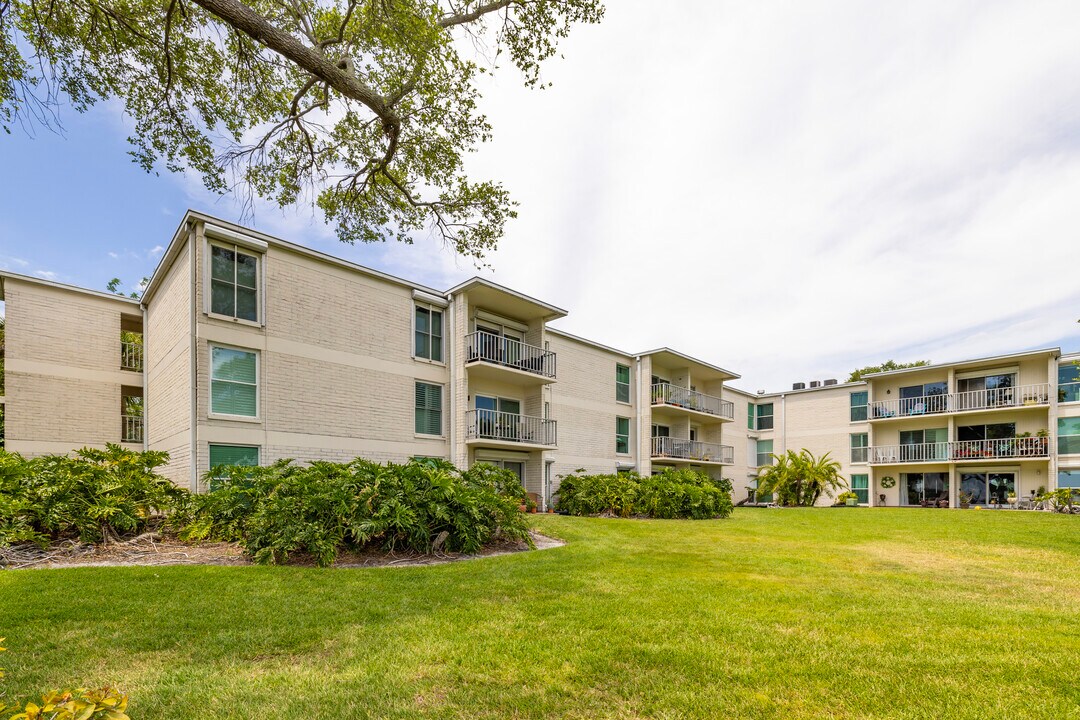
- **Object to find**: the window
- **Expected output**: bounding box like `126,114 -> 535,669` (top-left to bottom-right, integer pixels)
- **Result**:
208,444 -> 259,491
210,243 -> 259,321
898,428 -> 948,461
850,433 -> 868,463
1060,363 -> 1080,403
1059,417 -> 1080,455
756,439 -> 773,467
850,391 -> 868,422
902,472 -> 949,506
415,382 -> 443,435
615,364 -> 631,403
960,472 -> 1016,505
850,474 -> 868,504
414,305 -> 443,362
756,403 -> 774,430
210,346 -> 258,418
1059,469 -> 1080,488
616,417 -> 630,454
747,402 -> 754,430
899,381 -> 948,415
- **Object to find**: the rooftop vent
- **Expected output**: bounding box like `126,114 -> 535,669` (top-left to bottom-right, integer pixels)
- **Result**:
823,379 -> 838,386
792,382 -> 806,390
809,380 -> 822,388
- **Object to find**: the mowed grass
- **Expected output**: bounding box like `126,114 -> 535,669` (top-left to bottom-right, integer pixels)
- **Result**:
2,509 -> 1080,719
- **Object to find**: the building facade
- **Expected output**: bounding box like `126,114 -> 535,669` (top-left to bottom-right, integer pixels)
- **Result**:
1,210 -> 1078,508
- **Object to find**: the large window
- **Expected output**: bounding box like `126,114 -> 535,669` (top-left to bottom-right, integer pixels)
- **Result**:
957,372 -> 1016,410
756,439 -> 773,467
208,444 -> 259,491
415,382 -> 443,436
898,428 -> 947,461
1060,363 -> 1080,404
899,381 -> 948,415
850,474 -> 868,504
756,403 -> 774,430
414,305 -> 443,362
1059,417 -> 1080,455
616,364 -> 631,403
960,472 -> 1015,505
850,433 -> 868,463
210,346 -> 258,418
210,243 -> 259,321
902,472 -> 949,506
1059,469 -> 1080,488
850,391 -> 868,422
616,417 -> 630,454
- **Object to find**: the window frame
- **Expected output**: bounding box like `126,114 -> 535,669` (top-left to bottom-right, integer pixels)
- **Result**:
207,240 -> 262,325
208,443 -> 260,491
1058,417 -> 1080,455
413,302 -> 445,364
415,381 -> 445,437
755,439 -> 774,467
208,344 -> 260,420
850,433 -> 868,464
1059,363 -> 1080,404
756,403 -> 774,431
850,474 -> 869,504
615,363 -> 631,404
850,391 -> 868,422
616,416 -> 630,455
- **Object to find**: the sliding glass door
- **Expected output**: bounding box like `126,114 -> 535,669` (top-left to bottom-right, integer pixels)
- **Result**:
902,472 -> 949,506
961,472 -> 1016,505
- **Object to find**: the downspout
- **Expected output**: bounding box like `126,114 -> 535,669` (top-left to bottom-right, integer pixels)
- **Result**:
188,224 -> 199,493
635,355 -> 642,473
140,300 -> 148,452
446,294 -> 455,465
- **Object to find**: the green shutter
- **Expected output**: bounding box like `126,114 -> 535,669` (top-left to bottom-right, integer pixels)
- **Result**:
616,364 -> 630,403
415,382 -> 443,435
747,402 -> 754,429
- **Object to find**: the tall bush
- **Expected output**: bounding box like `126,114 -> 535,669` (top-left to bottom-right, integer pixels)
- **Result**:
555,468 -> 733,519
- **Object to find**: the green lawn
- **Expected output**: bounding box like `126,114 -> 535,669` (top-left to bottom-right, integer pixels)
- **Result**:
2,509 -> 1079,719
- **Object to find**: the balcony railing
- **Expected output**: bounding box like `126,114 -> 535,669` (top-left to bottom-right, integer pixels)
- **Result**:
465,331 -> 556,379
122,415 -> 144,444
651,436 -> 734,464
465,409 -> 556,446
651,383 -> 734,419
869,437 -> 1051,464
869,383 -> 1051,419
121,341 -> 143,372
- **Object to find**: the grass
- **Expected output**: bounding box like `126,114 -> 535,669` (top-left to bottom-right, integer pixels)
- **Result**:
2,508 -> 1079,719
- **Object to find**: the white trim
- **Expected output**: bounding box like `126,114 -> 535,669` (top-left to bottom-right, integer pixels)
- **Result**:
412,289 -> 448,308
205,238 -> 263,326
412,301 -> 446,364
204,223 -> 269,252
414,380 -> 445,437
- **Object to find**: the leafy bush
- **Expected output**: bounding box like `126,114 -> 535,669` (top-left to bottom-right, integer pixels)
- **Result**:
836,491 -> 859,504
172,458 -> 531,566
1,639 -> 130,719
1038,488 -> 1080,513
555,468 -> 733,519
0,445 -> 180,547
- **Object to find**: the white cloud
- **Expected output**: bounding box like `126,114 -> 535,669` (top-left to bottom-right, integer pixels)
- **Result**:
108,251 -> 119,259
148,245 -> 165,258
34,270 -> 59,281
144,0 -> 1080,390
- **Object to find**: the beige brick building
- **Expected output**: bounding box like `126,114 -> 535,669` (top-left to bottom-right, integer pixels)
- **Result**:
2,210 -> 1078,509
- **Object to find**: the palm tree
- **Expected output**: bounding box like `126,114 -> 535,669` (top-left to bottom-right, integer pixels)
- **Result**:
756,449 -> 845,507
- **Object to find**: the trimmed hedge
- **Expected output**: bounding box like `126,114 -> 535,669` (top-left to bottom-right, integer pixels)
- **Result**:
555,468 -> 733,519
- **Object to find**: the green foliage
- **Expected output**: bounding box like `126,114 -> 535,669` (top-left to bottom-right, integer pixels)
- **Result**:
0,639 -> 130,719
172,458 -> 531,566
555,468 -> 733,520
0,445 -> 179,546
1038,488 -> 1080,513
836,491 -> 858,504
756,450 -> 846,507
847,359 -> 931,382
2,1 -> 605,261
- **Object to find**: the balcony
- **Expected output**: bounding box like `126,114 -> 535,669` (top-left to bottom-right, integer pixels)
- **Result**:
465,331 -> 556,385
868,383 -> 1050,420
122,415 -> 144,444
121,340 -> 143,372
651,437 -> 734,464
651,383 -> 734,421
465,409 -> 557,449
869,437 -> 1051,465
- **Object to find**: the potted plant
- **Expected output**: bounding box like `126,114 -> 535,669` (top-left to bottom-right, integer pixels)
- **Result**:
959,490 -> 974,509
837,491 -> 859,506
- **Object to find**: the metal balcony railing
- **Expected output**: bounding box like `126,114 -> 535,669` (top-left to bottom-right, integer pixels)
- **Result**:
465,331 -> 556,379
651,383 -> 734,419
122,415 -> 144,444
121,341 -> 143,372
868,383 -> 1051,419
651,436 -> 733,463
465,409 -> 557,446
869,437 -> 1051,464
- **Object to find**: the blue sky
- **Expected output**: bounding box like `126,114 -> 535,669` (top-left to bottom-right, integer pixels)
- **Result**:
1,0 -> 1079,392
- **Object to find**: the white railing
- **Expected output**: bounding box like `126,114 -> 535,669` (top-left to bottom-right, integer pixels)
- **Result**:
465,331 -> 556,379
868,383 -> 1051,419
465,409 -> 556,446
651,436 -> 734,463
121,340 -> 143,371
650,383 -> 734,419
122,415 -> 144,444
869,437 -> 1051,464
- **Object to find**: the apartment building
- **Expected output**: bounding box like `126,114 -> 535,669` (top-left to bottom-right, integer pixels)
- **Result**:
1,209 -> 1077,510
0,211 -> 737,509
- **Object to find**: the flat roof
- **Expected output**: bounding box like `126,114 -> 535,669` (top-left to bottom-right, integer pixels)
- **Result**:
447,276 -> 568,320
0,270 -> 141,306
862,347 -> 1061,379
637,347 -> 741,381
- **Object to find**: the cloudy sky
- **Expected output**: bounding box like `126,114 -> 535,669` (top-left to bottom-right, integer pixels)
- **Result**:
1,0 -> 1078,392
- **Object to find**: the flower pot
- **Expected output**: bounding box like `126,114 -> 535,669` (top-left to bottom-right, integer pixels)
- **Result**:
518,504 -> 527,512
845,498 -> 857,506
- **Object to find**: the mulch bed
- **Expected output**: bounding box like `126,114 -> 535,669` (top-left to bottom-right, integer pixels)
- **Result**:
0,530 -> 564,570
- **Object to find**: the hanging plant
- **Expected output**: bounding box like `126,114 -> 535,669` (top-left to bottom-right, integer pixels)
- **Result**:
880,476 -> 896,489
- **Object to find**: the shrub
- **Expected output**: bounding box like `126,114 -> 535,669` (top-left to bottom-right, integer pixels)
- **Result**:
172,458 -> 531,566
836,491 -> 859,504
1,639 -> 130,719
1038,488 -> 1080,513
0,445 -> 180,547
555,468 -> 733,519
